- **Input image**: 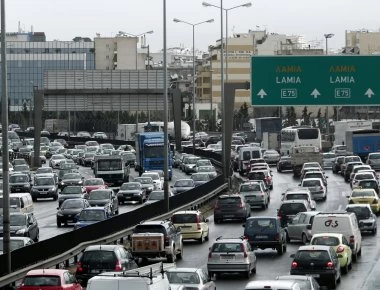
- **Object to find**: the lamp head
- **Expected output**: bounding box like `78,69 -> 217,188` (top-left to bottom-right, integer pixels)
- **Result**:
202,1 -> 211,7
173,18 -> 181,23
324,33 -> 334,39
243,2 -> 252,7
146,30 -> 154,35
206,19 -> 215,23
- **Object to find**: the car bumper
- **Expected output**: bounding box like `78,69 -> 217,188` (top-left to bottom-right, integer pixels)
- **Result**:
57,215 -> 77,223
246,200 -> 266,207
214,211 -> 247,220
31,191 -> 57,198
118,195 -> 141,202
248,240 -> 282,249
181,231 -> 203,240
290,269 -> 337,284
207,262 -> 251,273
359,221 -> 376,231
311,191 -> 326,200
370,204 -> 380,213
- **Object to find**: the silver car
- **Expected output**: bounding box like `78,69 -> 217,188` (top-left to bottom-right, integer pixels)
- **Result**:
167,268 -> 216,290
322,152 -> 336,169
263,149 -> 280,165
239,181 -> 269,209
285,211 -> 320,244
207,237 -> 256,279
367,152 -> 380,170
345,204 -> 377,234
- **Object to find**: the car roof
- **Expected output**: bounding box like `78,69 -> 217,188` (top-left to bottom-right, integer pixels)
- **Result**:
281,200 -> 309,205
247,216 -> 279,220
85,244 -> 121,251
245,280 -> 299,288
172,210 -> 200,215
311,233 -> 343,239
297,245 -> 332,251
25,269 -> 67,276
302,178 -> 323,182
167,268 -> 200,273
346,204 -> 372,208
276,275 -> 313,281
82,207 -> 106,211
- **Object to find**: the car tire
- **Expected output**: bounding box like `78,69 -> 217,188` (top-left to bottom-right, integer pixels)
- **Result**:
115,209 -> 119,215
167,248 -> 176,263
358,247 -> 362,256
277,167 -> 282,173
139,197 -> 143,204
285,231 -> 290,243
343,259 -> 349,274
198,233 -> 204,244
244,270 -> 250,279
251,266 -> 256,274
57,221 -> 61,228
277,244 -> 284,255
330,276 -> 337,289
53,194 -> 58,201
373,227 -> 377,235
270,185 -> 273,190
208,272 -> 214,280
34,231 -> 39,242
352,251 -> 358,262
214,219 -> 220,224
301,233 -> 308,245
32,197 -> 37,202
176,243 -> 183,259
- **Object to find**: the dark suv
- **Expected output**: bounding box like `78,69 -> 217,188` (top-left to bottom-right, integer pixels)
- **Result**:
243,216 -> 287,255
9,173 -> 31,193
214,194 -> 251,223
87,189 -> 119,215
277,200 -> 312,228
290,245 -> 341,289
75,244 -> 137,286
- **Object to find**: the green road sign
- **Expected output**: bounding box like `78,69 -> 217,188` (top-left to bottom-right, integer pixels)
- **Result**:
251,55 -> 380,106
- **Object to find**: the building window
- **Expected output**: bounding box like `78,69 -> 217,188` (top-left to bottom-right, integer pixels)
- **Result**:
45,48 -> 49,53
106,55 -> 109,60
55,48 -> 61,53
24,49 -> 30,53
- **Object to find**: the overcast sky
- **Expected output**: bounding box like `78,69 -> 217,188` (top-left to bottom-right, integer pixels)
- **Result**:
5,0 -> 380,52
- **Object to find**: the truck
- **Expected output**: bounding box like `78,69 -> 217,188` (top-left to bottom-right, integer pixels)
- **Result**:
333,120 -> 372,146
290,145 -> 322,177
135,132 -> 172,180
345,129 -> 380,159
44,119 -> 68,133
255,117 -> 282,141
93,155 -> 130,186
262,132 -> 280,151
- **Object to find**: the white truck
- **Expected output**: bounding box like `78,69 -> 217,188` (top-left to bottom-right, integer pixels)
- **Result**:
86,262 -> 175,290
290,145 -> 322,177
333,120 -> 372,146
93,155 -> 130,186
262,132 -> 279,151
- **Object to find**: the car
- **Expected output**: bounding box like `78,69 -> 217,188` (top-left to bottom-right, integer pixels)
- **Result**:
87,188 -> 119,215
133,176 -> 155,195
347,188 -> 380,214
117,144 -> 136,153
277,156 -> 293,172
58,185 -> 86,207
349,164 -> 372,182
59,172 -> 83,190
171,179 -> 195,195
290,245 -> 341,289
322,152 -> 336,169
75,244 -> 137,286
214,194 -> 251,223
9,173 -> 31,193
12,158 -> 27,166
332,156 -> 345,174
56,198 -> 91,227
300,162 -> 323,178
76,131 -> 91,138
245,158 -> 266,173
31,175 -> 58,201
310,233 -> 353,274
299,178 -> 327,201
343,161 -> 363,182
117,182 -> 146,204
263,149 -> 280,164
82,153 -> 95,167
183,156 -> 201,174
19,269 -> 83,290
0,237 -> 34,255
302,171 -> 328,187
238,181 -> 270,209
207,236 -> 257,279
285,211 -> 320,244
281,187 -> 316,210
83,178 -> 107,194
345,204 -> 377,234
340,155 -> 362,175
357,179 -> 380,195
196,165 -> 217,179
54,138 -> 68,148
331,145 -> 347,156
247,169 -> 273,190
243,216 -> 287,255
13,164 -> 31,181
171,210 -> 209,243
141,172 -> 163,190
249,162 -> 271,172
276,275 -> 326,290
166,268 -> 216,290
49,154 -> 67,169
58,162 -> 79,181
92,131 -> 108,139
0,212 -> 39,242
277,200 -> 313,228
73,207 -> 110,230
145,190 -> 174,204
35,166 -> 58,183
194,159 -> 212,172
120,151 -> 136,167
244,280 -> 303,290
351,171 -> 377,189
366,152 -> 380,170
190,172 -> 212,186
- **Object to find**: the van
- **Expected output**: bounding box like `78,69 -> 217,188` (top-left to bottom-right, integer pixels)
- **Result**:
86,262 -> 172,290
0,193 -> 34,214
238,146 -> 263,174
311,212 -> 362,261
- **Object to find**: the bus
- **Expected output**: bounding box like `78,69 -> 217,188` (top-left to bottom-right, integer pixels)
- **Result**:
280,126 -> 322,156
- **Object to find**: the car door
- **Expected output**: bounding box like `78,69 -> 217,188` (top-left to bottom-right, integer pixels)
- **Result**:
27,214 -> 37,240
288,213 -> 306,239
168,223 -> 181,252
200,214 -> 209,237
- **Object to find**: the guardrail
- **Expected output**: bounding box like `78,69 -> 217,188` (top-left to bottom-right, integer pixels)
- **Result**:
0,175 -> 227,288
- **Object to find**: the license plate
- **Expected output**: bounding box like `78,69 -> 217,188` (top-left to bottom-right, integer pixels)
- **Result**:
90,269 -> 101,274
220,255 -> 234,260
310,274 -> 320,278
15,188 -> 21,192
39,192 -> 47,194
67,215 -> 72,218
224,215 -> 234,218
255,235 -> 268,239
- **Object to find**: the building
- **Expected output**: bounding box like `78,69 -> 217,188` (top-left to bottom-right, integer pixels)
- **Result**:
344,30 -> 380,55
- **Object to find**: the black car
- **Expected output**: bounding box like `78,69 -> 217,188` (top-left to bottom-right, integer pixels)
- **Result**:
277,200 -> 312,228
59,172 -> 83,189
243,217 -> 287,255
204,136 -> 221,147
87,189 -> 119,215
277,156 -> 293,172
56,198 -> 90,227
58,185 -> 86,207
332,156 -> 345,174
290,245 -> 341,289
75,244 -> 137,286
121,152 -> 136,167
133,176 -> 155,195
214,194 -> 251,223
0,212 -> 39,242
9,173 -> 31,193
117,182 -> 146,204
343,161 -> 363,182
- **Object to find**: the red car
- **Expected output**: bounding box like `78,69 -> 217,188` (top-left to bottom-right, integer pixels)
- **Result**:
18,269 -> 82,290
83,178 -> 107,194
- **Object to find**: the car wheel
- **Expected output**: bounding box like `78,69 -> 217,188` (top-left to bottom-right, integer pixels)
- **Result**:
176,243 -> 183,259
352,251 -> 358,262
208,272 -> 214,280
343,259 -> 349,274
277,244 -> 284,255
139,197 -> 143,204
244,270 -> 250,279
53,194 -> 58,201
57,221 -> 61,228
285,231 -> 290,243
301,233 -> 308,245
277,167 -> 282,173
270,185 -> 273,190
167,248 -> 176,263
373,227 -> 377,235
348,260 -> 353,270
198,232 -> 204,244
115,209 -> 119,215
251,266 -> 256,274
330,276 -> 337,289
214,219 -> 220,224
34,231 -> 39,242
262,204 -> 266,210
32,197 -> 37,202
358,247 -> 362,256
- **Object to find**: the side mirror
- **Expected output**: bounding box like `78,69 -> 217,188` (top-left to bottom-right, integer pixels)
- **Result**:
306,224 -> 312,230
205,218 -> 209,222
326,176 -> 329,178
242,224 -> 245,228
177,227 -> 181,233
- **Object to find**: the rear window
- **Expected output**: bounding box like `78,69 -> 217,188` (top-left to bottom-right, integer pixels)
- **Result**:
211,242 -> 243,252
311,236 -> 340,246
246,219 -> 276,229
218,197 -> 241,205
23,276 -> 61,286
82,250 -> 115,263
295,250 -> 330,261
134,225 -> 166,234
279,203 -> 307,214
248,172 -> 265,180
172,214 -> 197,224
358,180 -> 377,188
285,194 -> 308,201
240,184 -> 261,192
351,190 -> 375,197
369,153 -> 380,159
302,180 -> 321,187
346,207 -> 371,219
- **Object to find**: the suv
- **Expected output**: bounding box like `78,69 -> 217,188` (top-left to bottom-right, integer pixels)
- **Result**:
131,220 -> 183,263
238,181 -> 270,209
290,245 -> 341,289
171,210 -> 209,243
207,236 -> 257,279
285,211 -> 320,244
343,161 -> 363,182
9,173 -> 31,193
243,216 -> 287,255
332,156 -> 345,174
277,156 -> 293,172
247,169 -> 273,190
31,175 -> 58,201
277,200 -> 312,228
0,212 -> 39,242
87,189 -> 119,215
214,194 -> 251,223
281,187 -> 316,210
75,244 -> 137,286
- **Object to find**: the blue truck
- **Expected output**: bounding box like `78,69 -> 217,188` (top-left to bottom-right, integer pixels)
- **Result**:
135,132 -> 172,180
346,130 -> 380,160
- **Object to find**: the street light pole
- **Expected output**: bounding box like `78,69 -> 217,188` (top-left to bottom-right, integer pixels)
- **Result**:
324,33 -> 334,141
173,17 -> 214,153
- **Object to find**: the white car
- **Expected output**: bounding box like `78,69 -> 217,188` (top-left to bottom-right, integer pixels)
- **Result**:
166,268 -> 216,290
351,171 -> 377,189
141,172 -> 163,190
49,154 -> 66,169
322,152 -> 336,169
299,178 -> 327,201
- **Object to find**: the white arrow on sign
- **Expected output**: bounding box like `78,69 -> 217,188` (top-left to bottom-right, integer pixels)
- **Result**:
365,88 -> 375,98
257,89 -> 267,99
311,88 -> 321,99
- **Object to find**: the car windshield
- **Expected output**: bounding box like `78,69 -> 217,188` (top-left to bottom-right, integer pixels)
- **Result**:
84,179 -> 103,186
134,177 -> 152,184
148,191 -> 164,200
142,173 -> 158,180
52,155 -> 65,160
79,210 -> 105,221
198,166 -> 214,173
0,215 -> 26,226
175,180 -> 194,187
346,206 -> 371,219
285,193 -> 308,200
23,276 -> 61,286
355,173 -> 374,180
323,153 -> 335,159
191,174 -> 209,181
61,186 -> 82,194
36,168 -> 52,174
240,184 -> 261,192
296,250 -> 330,261
167,272 -> 200,285
10,175 -> 28,183
311,236 -> 340,246
85,153 -> 95,158
63,173 -> 81,180
370,154 -> 380,159
89,191 -> 110,200
351,190 -> 375,197
211,242 -> 243,253
35,178 -> 54,186
197,160 -> 211,166
60,164 -> 77,170
218,197 -> 241,205
0,239 -> 27,251
120,183 -> 140,190
14,165 -> 29,171
62,199 -> 83,209
188,157 -> 199,164
134,225 -> 165,234
359,180 -> 377,188
279,203 -> 307,214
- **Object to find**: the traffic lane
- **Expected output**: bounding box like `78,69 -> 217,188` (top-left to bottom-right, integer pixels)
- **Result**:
176,169 -> 380,289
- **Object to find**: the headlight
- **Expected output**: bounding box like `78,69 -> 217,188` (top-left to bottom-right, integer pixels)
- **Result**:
148,187 -> 153,191
57,211 -> 63,216
78,180 -> 83,184
32,188 -> 38,192
61,182 -> 64,185
50,187 -> 56,191
133,193 -> 140,196
15,228 -> 26,235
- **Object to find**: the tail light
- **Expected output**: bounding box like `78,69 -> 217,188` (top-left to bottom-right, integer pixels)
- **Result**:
244,234 -> 249,240
326,261 -> 334,269
336,246 -> 345,253
373,199 -> 378,204
320,186 -> 323,191
277,210 -> 282,219
115,260 -> 122,271
349,235 -> 355,246
208,250 -> 213,258
291,261 -> 298,269
196,215 -> 201,230
238,202 -> 244,208
241,244 -> 248,258
349,199 -> 354,204
76,262 -> 83,273
260,192 -> 265,197
214,201 -> 220,209
274,233 -> 280,241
